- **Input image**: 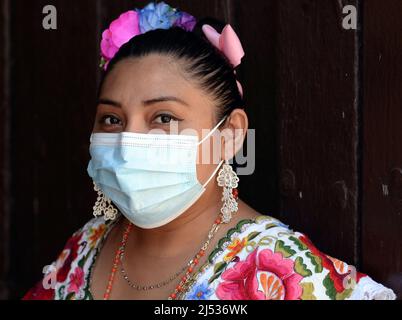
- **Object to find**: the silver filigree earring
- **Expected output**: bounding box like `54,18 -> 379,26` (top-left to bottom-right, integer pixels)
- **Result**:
217,159 -> 239,223
92,181 -> 118,221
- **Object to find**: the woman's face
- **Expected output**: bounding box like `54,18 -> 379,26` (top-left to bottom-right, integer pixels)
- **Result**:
93,53 -> 238,186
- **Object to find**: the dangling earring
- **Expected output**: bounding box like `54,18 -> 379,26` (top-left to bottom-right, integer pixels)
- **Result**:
217,159 -> 239,223
92,181 -> 118,221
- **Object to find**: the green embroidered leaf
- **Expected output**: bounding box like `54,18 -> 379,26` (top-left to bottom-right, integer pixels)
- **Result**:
336,288 -> 353,300
255,215 -> 270,224
265,223 -> 279,230
294,256 -> 312,277
83,288 -> 91,300
306,252 -> 323,273
236,219 -> 255,230
58,285 -> 65,298
208,248 -> 221,264
226,229 -> 237,239
247,231 -> 261,241
78,254 -> 88,269
274,240 -> 296,258
323,273 -> 337,300
227,219 -> 254,239
217,237 -> 228,249
209,262 -> 228,284
208,272 -> 221,284
213,261 -> 227,274
65,292 -> 75,300
300,282 -> 317,300
289,236 -> 308,251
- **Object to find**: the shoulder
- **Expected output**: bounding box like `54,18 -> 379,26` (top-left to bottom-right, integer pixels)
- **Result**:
195,214 -> 396,300
22,215 -> 115,300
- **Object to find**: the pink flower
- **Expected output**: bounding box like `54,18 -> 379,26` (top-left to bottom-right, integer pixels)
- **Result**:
216,248 -> 303,300
100,10 -> 140,70
67,267 -> 85,295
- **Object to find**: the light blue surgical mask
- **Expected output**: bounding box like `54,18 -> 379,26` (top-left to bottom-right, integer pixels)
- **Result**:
87,115 -> 228,229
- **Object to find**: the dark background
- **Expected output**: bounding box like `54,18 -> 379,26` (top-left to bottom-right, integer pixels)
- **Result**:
0,0 -> 401,299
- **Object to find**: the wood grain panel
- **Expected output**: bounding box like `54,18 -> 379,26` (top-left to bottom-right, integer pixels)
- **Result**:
362,0 -> 402,299
276,0 -> 359,264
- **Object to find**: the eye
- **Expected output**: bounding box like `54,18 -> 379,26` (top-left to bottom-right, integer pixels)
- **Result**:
153,113 -> 181,125
99,115 -> 122,126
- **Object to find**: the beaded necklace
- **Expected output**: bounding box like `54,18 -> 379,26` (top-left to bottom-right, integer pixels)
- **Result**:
103,216 -> 223,300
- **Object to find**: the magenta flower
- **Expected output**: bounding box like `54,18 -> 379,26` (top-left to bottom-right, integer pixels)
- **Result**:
67,266 -> 85,295
216,248 -> 303,300
99,3 -> 197,70
100,10 -> 140,70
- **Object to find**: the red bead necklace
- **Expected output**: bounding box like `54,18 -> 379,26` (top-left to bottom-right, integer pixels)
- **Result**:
103,216 -> 223,300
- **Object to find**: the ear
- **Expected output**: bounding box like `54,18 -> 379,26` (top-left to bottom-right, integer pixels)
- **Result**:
220,108 -> 248,161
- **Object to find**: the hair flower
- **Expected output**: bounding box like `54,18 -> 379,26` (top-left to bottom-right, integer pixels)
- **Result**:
99,1 -> 197,71
138,1 -> 181,33
173,11 -> 197,31
100,10 -> 140,70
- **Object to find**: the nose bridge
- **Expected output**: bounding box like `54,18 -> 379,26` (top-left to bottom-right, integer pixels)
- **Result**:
124,116 -> 149,134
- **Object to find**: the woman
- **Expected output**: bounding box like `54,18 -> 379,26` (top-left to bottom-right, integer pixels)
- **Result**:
23,1 -> 396,300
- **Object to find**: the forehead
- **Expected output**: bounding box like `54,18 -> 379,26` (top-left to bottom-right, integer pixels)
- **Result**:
100,54 -> 211,107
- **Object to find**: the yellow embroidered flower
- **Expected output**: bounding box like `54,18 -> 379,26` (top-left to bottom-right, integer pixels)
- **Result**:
88,224 -> 106,247
224,237 -> 248,262
327,255 -> 346,274
260,272 -> 285,300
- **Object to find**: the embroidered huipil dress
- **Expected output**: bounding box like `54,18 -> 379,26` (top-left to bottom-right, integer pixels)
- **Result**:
22,214 -> 396,300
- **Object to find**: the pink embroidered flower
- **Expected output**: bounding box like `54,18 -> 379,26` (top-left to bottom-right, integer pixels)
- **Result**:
67,267 -> 85,295
216,248 -> 303,300
100,10 -> 140,70
56,233 -> 82,283
298,234 -> 367,292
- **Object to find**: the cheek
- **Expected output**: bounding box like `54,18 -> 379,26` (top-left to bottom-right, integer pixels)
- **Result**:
196,163 -> 218,186
195,138 -> 224,185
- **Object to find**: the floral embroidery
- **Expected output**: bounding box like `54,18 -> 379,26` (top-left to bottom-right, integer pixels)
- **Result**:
297,234 -> 367,299
216,248 -> 303,300
223,237 -> 248,262
88,224 -> 106,248
56,233 -> 83,283
186,281 -> 213,300
22,214 -> 395,300
67,267 -> 85,295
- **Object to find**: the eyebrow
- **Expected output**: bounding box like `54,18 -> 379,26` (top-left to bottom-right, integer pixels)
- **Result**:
97,96 -> 189,108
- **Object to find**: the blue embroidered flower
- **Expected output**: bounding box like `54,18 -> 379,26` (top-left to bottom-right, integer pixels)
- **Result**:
138,1 -> 180,33
186,281 -> 214,300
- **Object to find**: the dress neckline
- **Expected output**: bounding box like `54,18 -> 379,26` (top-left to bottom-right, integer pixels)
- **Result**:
86,213 -> 270,300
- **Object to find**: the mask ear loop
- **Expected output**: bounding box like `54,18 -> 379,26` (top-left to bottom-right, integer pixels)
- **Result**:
202,159 -> 225,188
197,115 -> 228,146
196,115 -> 228,188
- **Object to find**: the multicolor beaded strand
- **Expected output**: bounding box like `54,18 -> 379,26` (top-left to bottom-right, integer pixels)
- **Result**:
103,221 -> 132,300
168,216 -> 223,300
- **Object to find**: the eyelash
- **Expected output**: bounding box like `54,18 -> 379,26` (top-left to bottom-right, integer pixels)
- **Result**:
98,113 -> 182,126
153,113 -> 182,124
99,115 -> 122,126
